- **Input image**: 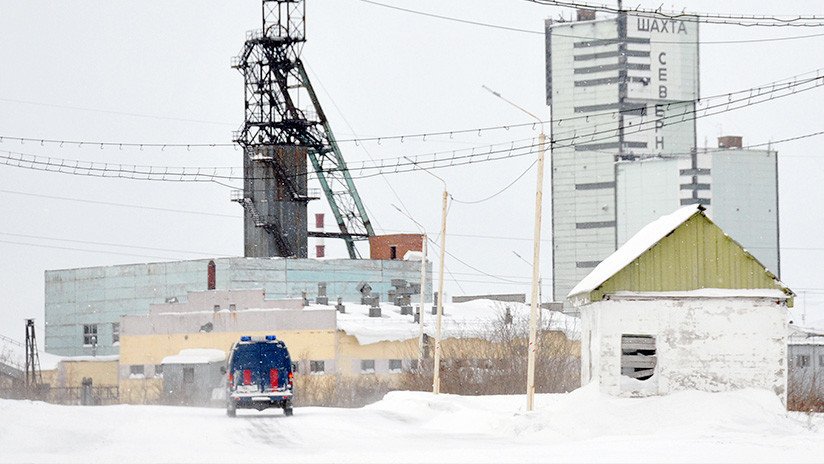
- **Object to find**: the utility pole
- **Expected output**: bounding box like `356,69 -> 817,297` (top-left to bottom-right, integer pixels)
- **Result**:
391,205 -> 428,366
433,189 -> 448,394
418,235 -> 428,366
405,157 -> 449,394
483,85 -> 545,411
24,319 -> 42,399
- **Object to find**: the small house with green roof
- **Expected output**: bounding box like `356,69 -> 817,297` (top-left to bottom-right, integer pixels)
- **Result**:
568,205 -> 793,400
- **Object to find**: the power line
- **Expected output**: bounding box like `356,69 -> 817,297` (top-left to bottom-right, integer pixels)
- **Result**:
0,189 -> 241,219
359,0 -> 824,43
341,75 -> 824,179
0,231 -> 233,258
527,0 -> 824,27
0,239 -> 185,261
358,0 -> 542,35
452,159 -> 538,205
0,97 -> 235,126
6,66 -> 821,153
1,73 -> 821,184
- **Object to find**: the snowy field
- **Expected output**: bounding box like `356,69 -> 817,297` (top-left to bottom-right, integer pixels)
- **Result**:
2,386 -> 823,464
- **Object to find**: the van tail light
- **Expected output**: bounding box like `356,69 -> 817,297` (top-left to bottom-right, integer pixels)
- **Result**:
288,371 -> 293,388
270,368 -> 279,390
228,372 -> 234,385
243,369 -> 252,385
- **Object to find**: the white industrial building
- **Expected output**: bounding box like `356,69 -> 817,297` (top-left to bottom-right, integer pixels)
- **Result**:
568,206 -> 793,400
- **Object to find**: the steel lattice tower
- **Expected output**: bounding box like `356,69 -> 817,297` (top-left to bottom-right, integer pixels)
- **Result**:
232,0 -> 374,259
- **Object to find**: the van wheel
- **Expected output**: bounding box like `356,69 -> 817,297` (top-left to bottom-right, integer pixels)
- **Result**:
227,400 -> 237,417
283,401 -> 293,416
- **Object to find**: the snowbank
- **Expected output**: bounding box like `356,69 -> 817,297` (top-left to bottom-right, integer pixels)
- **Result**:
0,387 -> 821,463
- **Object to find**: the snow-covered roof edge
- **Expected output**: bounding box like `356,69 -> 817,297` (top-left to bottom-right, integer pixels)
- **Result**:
567,205 -> 702,300
161,348 -> 226,365
609,289 -> 790,299
567,205 -> 793,306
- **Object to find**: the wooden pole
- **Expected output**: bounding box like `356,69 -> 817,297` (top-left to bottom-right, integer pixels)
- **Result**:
526,131 -> 546,411
418,234 -> 427,366
433,190 -> 448,394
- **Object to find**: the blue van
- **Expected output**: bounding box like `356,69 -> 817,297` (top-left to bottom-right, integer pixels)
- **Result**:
225,335 -> 294,417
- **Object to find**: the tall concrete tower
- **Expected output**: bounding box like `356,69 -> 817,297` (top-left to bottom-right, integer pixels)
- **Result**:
545,9 -> 700,303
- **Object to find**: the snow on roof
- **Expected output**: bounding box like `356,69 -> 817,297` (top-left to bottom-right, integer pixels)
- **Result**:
161,348 -> 226,365
336,299 -> 580,345
788,324 -> 824,345
568,205 -> 703,300
609,289 -> 790,299
60,355 -> 119,363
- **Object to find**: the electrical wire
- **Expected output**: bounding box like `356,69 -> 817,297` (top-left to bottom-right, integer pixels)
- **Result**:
1,73 -> 821,184
527,0 -> 824,27
6,66 -> 821,152
0,231 -> 232,258
451,159 -> 538,205
0,189 -> 241,219
0,97 -> 235,126
359,0 -> 824,43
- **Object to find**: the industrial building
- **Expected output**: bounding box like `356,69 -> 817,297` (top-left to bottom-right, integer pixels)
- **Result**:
616,136 -> 780,275
45,257 -> 430,357
545,11 -> 781,302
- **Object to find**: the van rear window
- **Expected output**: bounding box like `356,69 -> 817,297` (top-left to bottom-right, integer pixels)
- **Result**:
232,343 -> 291,370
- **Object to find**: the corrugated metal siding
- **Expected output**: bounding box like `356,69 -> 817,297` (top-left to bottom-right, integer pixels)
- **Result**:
593,214 -> 788,301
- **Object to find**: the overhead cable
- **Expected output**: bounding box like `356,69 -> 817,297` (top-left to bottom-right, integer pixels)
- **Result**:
527,0 -> 824,27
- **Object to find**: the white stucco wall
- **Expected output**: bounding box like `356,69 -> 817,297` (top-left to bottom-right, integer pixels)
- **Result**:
580,296 -> 788,401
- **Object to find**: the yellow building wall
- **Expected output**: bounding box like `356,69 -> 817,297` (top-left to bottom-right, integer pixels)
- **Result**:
119,329 -> 337,366
118,329 -> 336,404
56,360 -> 119,387
334,331 -> 580,377
594,214 -> 792,304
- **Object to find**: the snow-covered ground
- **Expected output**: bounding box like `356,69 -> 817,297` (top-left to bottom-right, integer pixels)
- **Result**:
2,386 -> 822,463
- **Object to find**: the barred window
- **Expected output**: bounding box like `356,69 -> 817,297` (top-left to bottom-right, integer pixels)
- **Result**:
388,359 -> 402,372
83,324 -> 98,346
360,359 -> 375,374
310,360 -> 325,374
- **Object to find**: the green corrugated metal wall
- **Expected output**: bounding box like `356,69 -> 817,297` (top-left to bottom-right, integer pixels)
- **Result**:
592,213 -> 791,304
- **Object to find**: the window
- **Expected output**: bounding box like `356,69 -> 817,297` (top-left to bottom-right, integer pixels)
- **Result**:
388,359 -> 402,372
213,305 -> 221,312
183,367 -> 195,384
112,323 -> 120,345
83,324 -> 98,346
360,359 -> 375,374
797,355 -> 811,368
820,355 -> 824,367
316,245 -> 325,258
129,365 -> 144,377
207,260 -> 216,290
229,304 -> 236,312
154,365 -> 163,377
621,334 -> 656,381
389,245 -> 398,260
310,360 -> 325,374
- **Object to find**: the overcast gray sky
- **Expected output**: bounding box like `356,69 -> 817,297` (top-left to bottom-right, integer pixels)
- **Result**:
2,0 -> 824,342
